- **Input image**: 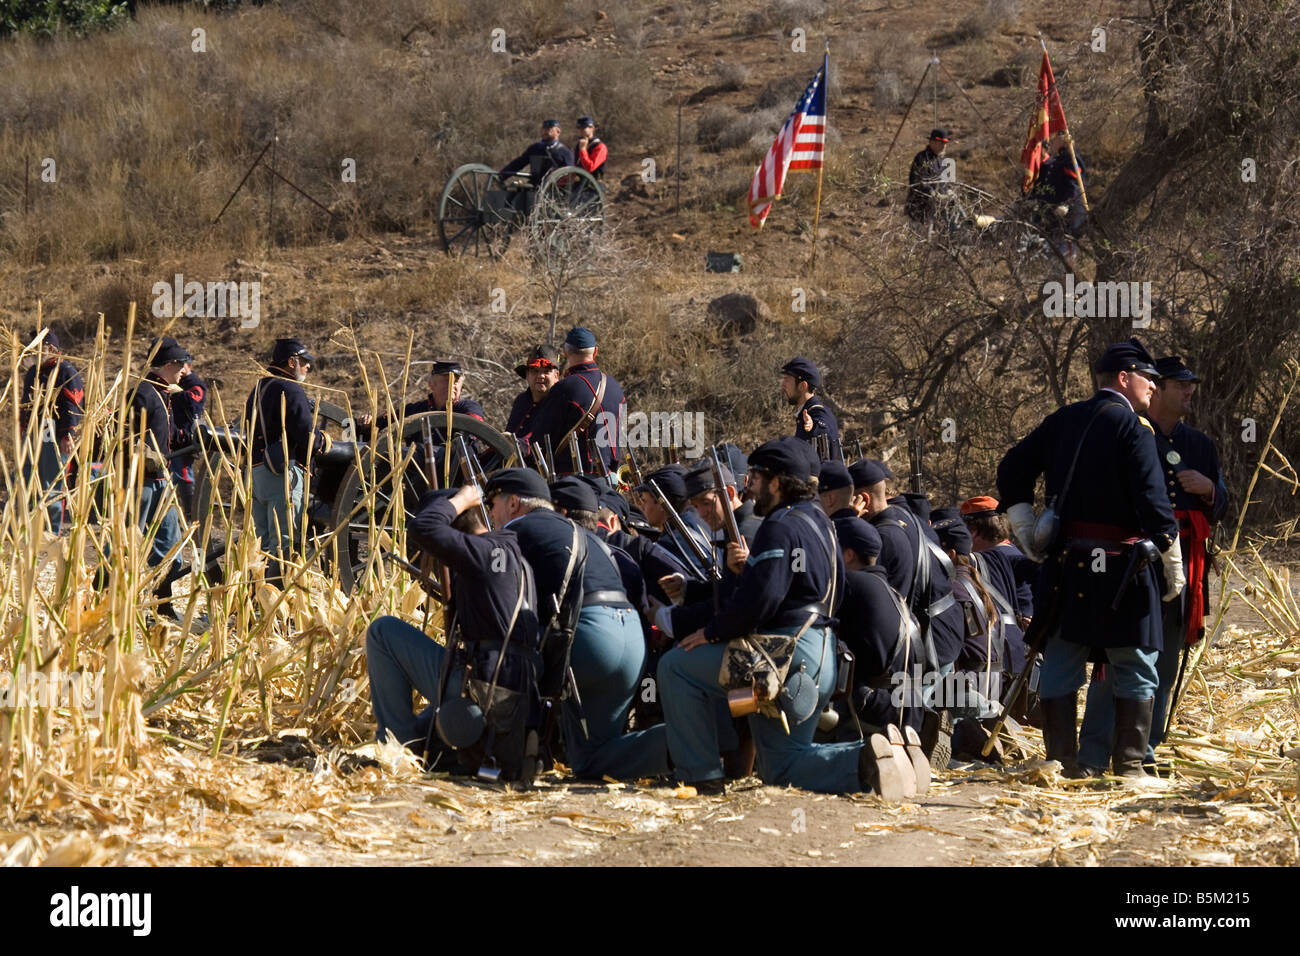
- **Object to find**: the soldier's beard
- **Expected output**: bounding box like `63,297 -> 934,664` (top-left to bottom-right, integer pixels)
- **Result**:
753,481 -> 780,516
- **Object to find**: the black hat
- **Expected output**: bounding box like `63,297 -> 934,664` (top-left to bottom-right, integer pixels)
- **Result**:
484,467 -> 551,501
900,491 -> 932,524
599,491 -> 630,523
577,115 -> 595,128
849,459 -> 891,489
683,459 -> 734,499
542,118 -> 560,130
150,335 -> 192,366
564,326 -> 597,349
748,436 -> 814,482
551,475 -> 600,513
271,337 -> 313,366
515,344 -> 560,378
1155,355 -> 1200,383
930,506 -> 973,556
929,128 -> 950,142
635,465 -> 688,500
818,460 -> 853,493
1095,337 -> 1157,377
715,442 -> 748,477
431,360 -> 463,378
780,356 -> 822,390
834,516 -> 882,560
30,329 -> 59,350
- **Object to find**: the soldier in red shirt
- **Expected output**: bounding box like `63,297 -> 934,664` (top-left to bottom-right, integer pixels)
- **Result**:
574,116 -> 607,179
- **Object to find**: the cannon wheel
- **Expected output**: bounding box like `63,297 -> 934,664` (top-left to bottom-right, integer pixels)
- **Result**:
437,163 -> 513,258
530,165 -> 605,251
329,412 -> 517,595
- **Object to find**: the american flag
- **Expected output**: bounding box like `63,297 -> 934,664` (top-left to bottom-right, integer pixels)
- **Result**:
747,53 -> 827,229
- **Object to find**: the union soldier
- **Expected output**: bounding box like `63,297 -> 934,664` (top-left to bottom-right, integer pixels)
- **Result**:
1077,354 -> 1226,773
780,356 -> 841,461
127,336 -> 192,615
960,495 -> 1034,676
484,468 -> 668,780
1029,130 -> 1087,261
244,337 -> 333,585
573,115 -> 607,179
169,357 -> 207,518
715,442 -> 762,540
631,465 -> 713,583
997,338 -> 1184,780
905,128 -> 951,223
658,437 -> 924,798
500,119 -> 575,182
524,326 -> 626,474
817,459 -> 857,519
506,344 -> 561,436
832,515 -> 925,736
18,330 -> 83,535
358,360 -> 486,435
365,484 -> 540,777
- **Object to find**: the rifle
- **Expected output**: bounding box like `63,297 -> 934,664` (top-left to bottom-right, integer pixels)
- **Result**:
648,478 -> 721,587
568,431 -> 584,475
587,436 -> 611,482
510,432 -> 527,469
815,434 -> 829,462
543,435 -> 557,477
980,565 -> 1064,758
709,446 -> 742,548
909,434 -> 925,495
455,434 -> 492,527
626,446 -> 645,488
855,438 -> 864,461
379,549 -> 445,604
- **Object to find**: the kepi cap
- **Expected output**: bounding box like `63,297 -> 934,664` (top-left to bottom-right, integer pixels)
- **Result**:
1155,355 -> 1200,383
1095,337 -> 1157,377
780,356 -> 822,390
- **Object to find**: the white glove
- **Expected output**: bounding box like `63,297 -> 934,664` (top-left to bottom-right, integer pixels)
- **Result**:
1006,502 -> 1041,562
659,572 -> 687,606
654,603 -> 676,639
1160,536 -> 1186,603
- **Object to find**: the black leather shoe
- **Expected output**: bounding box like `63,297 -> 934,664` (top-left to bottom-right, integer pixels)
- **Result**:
1113,697 -> 1157,778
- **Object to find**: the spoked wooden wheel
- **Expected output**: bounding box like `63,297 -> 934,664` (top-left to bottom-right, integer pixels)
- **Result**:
437,163 -> 514,258
329,412 -> 517,594
530,164 -> 605,256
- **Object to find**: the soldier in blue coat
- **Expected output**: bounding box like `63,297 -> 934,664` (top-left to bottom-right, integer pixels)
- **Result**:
500,119 -> 575,182
484,468 -> 667,780
1078,354 -> 1227,772
357,359 -> 486,436
961,495 -> 1034,676
523,327 -> 625,474
365,484 -> 539,773
780,356 -> 841,461
505,344 -> 560,436
658,437 -> 919,799
19,330 -> 83,535
997,338 -> 1184,779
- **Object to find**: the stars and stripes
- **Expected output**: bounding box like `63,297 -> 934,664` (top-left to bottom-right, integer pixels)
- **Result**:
747,53 -> 828,228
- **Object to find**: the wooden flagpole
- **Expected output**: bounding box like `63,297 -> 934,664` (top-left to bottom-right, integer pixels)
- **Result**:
1041,37 -> 1090,212
808,44 -> 829,273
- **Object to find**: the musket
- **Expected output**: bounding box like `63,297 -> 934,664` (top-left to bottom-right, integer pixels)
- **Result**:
855,438 -> 864,461
587,436 -> 611,481
543,435 -> 557,477
910,434 -> 925,495
709,446 -> 741,548
380,549 -> 445,604
568,431 -> 584,475
815,434 -> 829,461
648,478 -> 721,585
455,434 -> 492,527
626,446 -> 645,488
980,571 -> 1064,758
510,432 -> 528,470
443,375 -> 454,488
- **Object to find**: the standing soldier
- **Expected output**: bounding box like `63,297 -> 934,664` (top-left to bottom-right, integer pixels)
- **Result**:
128,336 -> 192,615
506,344 -> 561,436
1077,355 -> 1227,773
997,338 -> 1184,781
905,128 -> 951,224
524,327 -> 625,475
19,330 -> 83,535
780,357 -> 841,461
358,360 -> 486,434
574,115 -> 608,179
169,357 -> 207,519
658,437 -> 922,798
244,337 -> 333,586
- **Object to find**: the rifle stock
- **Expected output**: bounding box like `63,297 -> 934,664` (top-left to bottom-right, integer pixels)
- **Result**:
710,447 -> 742,547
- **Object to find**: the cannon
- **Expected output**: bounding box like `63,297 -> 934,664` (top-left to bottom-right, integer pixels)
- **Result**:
186,401 -> 517,594
436,163 -> 604,258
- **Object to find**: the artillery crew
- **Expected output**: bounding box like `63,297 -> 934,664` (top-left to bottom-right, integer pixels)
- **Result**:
523,326 -> 625,475
574,115 -> 607,179
500,119 -> 575,182
506,344 -> 561,436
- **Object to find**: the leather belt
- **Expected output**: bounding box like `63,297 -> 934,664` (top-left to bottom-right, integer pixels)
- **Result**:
582,589 -> 630,607
1064,521 -> 1141,544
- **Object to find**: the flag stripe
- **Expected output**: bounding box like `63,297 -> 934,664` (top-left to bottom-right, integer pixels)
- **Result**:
748,56 -> 827,227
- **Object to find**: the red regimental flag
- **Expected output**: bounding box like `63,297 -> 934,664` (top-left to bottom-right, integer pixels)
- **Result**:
1020,50 -> 1069,192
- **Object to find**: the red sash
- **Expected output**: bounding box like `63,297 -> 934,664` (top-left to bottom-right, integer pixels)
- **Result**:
1176,509 -> 1211,645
